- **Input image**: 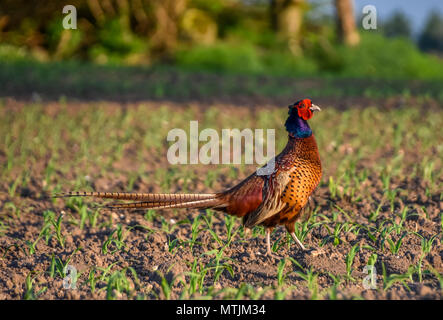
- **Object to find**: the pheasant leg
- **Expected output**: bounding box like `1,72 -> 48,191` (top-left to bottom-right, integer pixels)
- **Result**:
265,228 -> 279,258
290,232 -> 307,251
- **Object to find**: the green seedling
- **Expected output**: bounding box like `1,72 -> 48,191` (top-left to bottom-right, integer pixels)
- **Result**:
102,224 -> 127,254
271,233 -> 285,253
276,258 -> 291,287
422,160 -> 434,184
167,237 -> 183,254
43,159 -> 55,189
49,212 -> 66,248
25,211 -> 56,255
96,262 -> 119,282
379,224 -> 397,251
392,207 -> 412,235
413,233 -> 439,282
188,215 -> 203,251
106,267 -> 140,300
345,244 -> 360,280
292,216 -> 321,247
66,197 -> 99,229
183,258 -> 206,297
24,272 -> 47,300
382,263 -> 412,291
321,222 -> 349,247
368,202 -> 383,222
328,176 -> 338,199
208,248 -> 235,283
157,269 -> 178,300
4,201 -> 20,218
428,266 -> 443,294
48,247 -> 82,278
326,273 -> 343,300
8,175 -> 22,198
385,189 -> 398,212
368,253 -> 378,266
274,286 -> 297,300
182,250 -> 234,298
144,209 -> 157,223
224,215 -> 237,244
25,237 -> 42,256
385,232 -> 406,255
294,267 -> 319,300
334,205 -> 352,221
86,267 -> 98,294
251,225 -> 265,238
203,219 -> 223,247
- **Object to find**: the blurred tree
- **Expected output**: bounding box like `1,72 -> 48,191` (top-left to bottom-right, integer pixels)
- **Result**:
150,0 -> 187,57
181,8 -> 217,44
270,0 -> 307,55
418,11 -> 443,53
334,0 -> 359,46
382,10 -> 411,39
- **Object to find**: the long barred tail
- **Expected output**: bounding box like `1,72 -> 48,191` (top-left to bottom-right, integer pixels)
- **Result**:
54,191 -> 225,210
103,198 -> 223,210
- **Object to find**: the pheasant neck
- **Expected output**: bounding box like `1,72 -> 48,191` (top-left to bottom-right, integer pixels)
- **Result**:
285,113 -> 312,138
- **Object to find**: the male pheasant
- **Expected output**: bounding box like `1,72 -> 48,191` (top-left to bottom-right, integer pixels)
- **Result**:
57,99 -> 322,256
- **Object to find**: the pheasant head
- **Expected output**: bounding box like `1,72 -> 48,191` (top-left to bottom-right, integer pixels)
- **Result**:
285,99 -> 321,138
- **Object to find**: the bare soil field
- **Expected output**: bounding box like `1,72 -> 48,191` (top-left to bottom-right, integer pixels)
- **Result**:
0,97 -> 442,299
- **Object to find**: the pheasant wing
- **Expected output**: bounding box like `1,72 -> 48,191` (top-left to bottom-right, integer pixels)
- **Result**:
243,168 -> 293,228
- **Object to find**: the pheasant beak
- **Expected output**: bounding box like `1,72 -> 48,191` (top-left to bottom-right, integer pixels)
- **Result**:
310,104 -> 321,112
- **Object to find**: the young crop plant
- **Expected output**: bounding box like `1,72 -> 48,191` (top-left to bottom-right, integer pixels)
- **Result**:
204,248 -> 235,284
48,247 -> 82,279
414,233 -> 439,282
271,233 -> 286,253
24,272 -> 47,300
86,268 -> 98,294
4,202 -> 20,219
157,268 -> 178,300
105,267 -> 140,300
188,215 -> 203,251
381,263 -> 414,291
224,215 -> 237,244
385,232 -> 407,255
321,222 -> 350,247
368,202 -> 383,222
294,266 -> 319,300
345,244 -> 360,280
291,210 -> 322,248
102,224 -> 127,254
49,212 -> 66,248
167,236 -> 184,254
182,258 -> 207,298
66,196 -> 100,229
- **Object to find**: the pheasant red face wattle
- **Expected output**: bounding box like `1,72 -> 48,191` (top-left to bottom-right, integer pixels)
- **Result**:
297,105 -> 313,120
295,98 -> 321,121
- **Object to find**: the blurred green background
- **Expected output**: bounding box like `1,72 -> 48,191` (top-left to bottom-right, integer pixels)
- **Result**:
1,0 -> 442,102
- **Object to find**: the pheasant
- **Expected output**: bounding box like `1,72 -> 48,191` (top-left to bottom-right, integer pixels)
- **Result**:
57,99 -> 322,256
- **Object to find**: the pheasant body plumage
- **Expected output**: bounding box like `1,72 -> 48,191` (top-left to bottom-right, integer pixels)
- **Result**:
57,98 -> 322,256
257,135 -> 321,231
